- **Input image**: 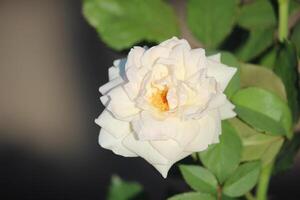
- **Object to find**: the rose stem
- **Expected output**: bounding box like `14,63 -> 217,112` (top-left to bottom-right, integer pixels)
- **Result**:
278,0 -> 290,42
256,162 -> 274,200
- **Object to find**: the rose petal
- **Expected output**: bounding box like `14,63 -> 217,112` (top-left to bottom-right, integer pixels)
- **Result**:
153,151 -> 191,178
125,47 -> 145,69
208,93 -> 227,109
150,139 -> 184,161
106,86 -> 140,120
122,134 -> 169,165
184,110 -> 220,151
219,99 -> 236,120
132,112 -> 178,141
159,37 -> 190,50
99,77 -> 123,95
100,95 -> 109,106
206,59 -> 237,91
171,119 -> 201,148
185,48 -> 206,78
166,87 -> 178,110
99,129 -> 137,157
124,66 -> 149,99
95,110 -> 131,138
108,66 -> 119,81
114,58 -> 127,79
141,46 -> 171,69
169,43 -> 190,80
212,113 -> 222,143
208,53 -> 221,62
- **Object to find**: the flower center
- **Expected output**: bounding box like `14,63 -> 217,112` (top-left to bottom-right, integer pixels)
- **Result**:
150,86 -> 169,112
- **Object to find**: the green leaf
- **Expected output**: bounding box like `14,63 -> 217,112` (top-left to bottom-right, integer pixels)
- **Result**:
237,0 -> 276,30
221,194 -> 238,200
290,0 -> 300,16
107,175 -> 143,200
167,192 -> 216,200
259,137 -> 284,166
187,0 -> 238,49
235,0 -> 276,62
236,28 -> 274,61
229,118 -> 284,166
83,0 -> 179,50
273,134 -> 300,174
179,165 -> 218,195
242,132 -> 283,166
221,52 -> 241,98
291,22 -> 300,57
274,41 -> 300,122
259,48 -> 277,70
199,121 -> 242,183
240,63 -> 287,102
223,161 -> 261,197
231,87 -> 292,138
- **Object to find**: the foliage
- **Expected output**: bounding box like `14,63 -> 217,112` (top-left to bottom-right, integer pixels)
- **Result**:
83,0 -> 179,50
179,165 -> 218,195
83,0 -> 300,199
187,0 -> 238,49
199,121 -> 242,184
231,87 -> 292,138
167,192 -> 215,200
107,175 -> 143,200
274,42 -> 300,122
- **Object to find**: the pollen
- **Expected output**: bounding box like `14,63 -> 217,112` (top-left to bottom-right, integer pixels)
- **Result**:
150,86 -> 169,112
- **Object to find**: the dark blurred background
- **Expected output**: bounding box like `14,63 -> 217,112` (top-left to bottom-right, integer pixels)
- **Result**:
0,0 -> 299,199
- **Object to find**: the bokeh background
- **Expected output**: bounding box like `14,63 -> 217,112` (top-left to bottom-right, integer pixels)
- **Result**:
0,0 -> 299,199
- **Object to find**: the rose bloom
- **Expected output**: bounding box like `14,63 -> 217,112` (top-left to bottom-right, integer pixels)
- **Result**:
95,37 -> 236,178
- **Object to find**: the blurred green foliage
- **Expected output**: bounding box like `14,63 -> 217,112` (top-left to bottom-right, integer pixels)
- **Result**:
83,0 -> 300,199
107,175 -> 142,200
83,0 -> 179,50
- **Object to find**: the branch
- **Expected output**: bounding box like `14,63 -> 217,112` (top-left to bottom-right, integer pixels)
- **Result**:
170,0 -> 203,48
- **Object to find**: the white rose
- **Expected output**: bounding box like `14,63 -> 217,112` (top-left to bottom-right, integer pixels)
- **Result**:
95,37 -> 237,178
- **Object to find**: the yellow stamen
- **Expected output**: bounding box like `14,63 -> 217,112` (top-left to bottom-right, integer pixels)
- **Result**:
150,86 -> 169,112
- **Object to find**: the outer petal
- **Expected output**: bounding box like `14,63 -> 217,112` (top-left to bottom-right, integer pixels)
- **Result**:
125,47 -> 145,69
219,99 -> 236,120
122,134 -> 169,165
153,151 -> 191,178
171,119 -> 201,148
100,95 -> 109,106
108,58 -> 127,81
95,110 -> 131,138
132,112 -> 179,141
99,129 -> 137,157
114,58 -> 127,79
182,77 -> 217,119
159,37 -> 190,50
124,66 -> 148,99
150,139 -> 184,161
209,110 -> 222,143
211,114 -> 222,144
99,77 -> 124,95
206,59 -> 237,91
141,46 -> 171,69
108,66 -> 119,81
168,43 -> 190,80
185,110 -> 220,151
185,48 -> 206,78
207,93 -> 227,110
208,53 -> 221,62
106,86 -> 140,120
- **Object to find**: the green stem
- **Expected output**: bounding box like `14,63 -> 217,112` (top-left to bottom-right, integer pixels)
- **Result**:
278,0 -> 289,41
245,192 -> 256,200
256,163 -> 273,200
